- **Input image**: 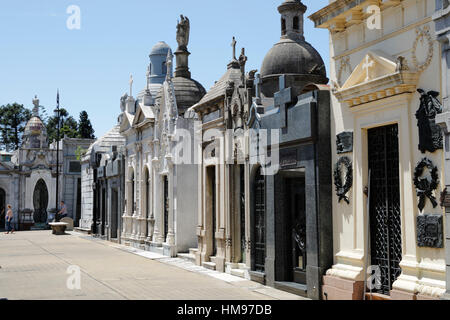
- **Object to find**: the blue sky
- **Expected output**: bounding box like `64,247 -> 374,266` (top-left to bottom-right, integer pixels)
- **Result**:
0,0 -> 329,137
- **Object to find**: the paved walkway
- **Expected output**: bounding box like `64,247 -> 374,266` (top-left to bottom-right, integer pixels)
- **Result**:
0,231 -> 304,300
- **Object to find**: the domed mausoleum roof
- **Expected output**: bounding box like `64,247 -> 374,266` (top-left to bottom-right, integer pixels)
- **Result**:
261,38 -> 326,78
24,116 -> 46,137
151,41 -> 171,56
172,77 -> 206,115
137,41 -> 173,102
260,0 -> 328,97
22,96 -> 48,149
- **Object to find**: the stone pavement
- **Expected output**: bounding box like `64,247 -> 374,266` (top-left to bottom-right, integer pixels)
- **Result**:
0,231 -> 305,300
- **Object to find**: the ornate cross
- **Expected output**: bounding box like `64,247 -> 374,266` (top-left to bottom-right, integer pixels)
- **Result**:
129,74 -> 134,96
362,55 -> 374,82
274,75 -> 292,128
253,74 -> 262,102
231,36 -> 237,60
146,65 -> 151,91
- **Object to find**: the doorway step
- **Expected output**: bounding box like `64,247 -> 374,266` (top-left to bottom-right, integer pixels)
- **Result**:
74,227 -> 91,235
274,281 -> 307,298
177,248 -> 197,263
226,262 -> 250,279
202,256 -> 217,270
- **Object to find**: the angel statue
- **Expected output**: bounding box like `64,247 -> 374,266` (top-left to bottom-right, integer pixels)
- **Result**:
176,15 -> 190,51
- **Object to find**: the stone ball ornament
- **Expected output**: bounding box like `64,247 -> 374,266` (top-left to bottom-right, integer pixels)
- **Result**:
414,158 -> 439,212
334,156 -> 353,204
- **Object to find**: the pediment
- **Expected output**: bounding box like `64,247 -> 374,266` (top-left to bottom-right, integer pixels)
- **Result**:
341,51 -> 397,90
335,51 -> 419,108
132,105 -> 146,127
119,111 -> 133,133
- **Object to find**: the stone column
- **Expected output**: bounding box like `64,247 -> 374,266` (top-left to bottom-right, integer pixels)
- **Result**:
166,160 -> 175,246
434,4 -> 450,299
146,158 -> 154,243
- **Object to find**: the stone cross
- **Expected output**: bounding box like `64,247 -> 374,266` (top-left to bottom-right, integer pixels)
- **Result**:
129,74 -> 134,96
253,74 -> 262,103
146,65 -> 151,91
231,36 -> 237,60
362,55 -> 374,82
274,75 -> 292,128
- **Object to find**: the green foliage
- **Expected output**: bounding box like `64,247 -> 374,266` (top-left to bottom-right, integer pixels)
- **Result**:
75,145 -> 87,161
0,102 -> 96,151
0,103 -> 32,151
77,111 -> 95,139
46,108 -> 78,143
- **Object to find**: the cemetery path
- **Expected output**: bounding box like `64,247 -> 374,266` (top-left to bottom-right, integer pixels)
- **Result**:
0,231 -> 303,300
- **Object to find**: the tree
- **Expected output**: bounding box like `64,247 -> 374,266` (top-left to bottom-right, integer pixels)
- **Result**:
46,108 -> 78,143
77,111 -> 95,139
0,103 -> 32,151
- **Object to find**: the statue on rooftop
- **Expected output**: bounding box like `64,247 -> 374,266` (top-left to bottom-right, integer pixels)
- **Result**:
176,15 -> 190,51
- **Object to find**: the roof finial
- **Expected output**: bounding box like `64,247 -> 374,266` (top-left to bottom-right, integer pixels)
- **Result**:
129,74 -> 133,96
166,49 -> 173,81
32,95 -> 39,117
231,36 -> 237,60
146,65 -> 151,91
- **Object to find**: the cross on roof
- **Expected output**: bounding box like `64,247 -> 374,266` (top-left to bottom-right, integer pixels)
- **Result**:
129,74 -> 134,96
253,74 -> 262,103
274,75 -> 292,128
146,65 -> 151,90
231,36 -> 237,60
362,55 -> 374,82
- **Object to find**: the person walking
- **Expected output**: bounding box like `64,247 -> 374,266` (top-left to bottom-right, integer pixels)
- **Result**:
5,205 -> 14,234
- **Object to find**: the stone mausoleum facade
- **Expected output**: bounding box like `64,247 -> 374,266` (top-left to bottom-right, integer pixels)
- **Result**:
0,95 -> 93,231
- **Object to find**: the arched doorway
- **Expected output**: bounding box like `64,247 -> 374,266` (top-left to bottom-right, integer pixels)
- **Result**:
33,179 -> 49,224
0,188 -> 5,231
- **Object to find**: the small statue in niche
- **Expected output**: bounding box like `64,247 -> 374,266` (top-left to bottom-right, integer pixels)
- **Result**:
416,89 -> 443,153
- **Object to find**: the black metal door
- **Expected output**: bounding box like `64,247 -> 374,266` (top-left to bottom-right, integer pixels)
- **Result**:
0,188 -> 5,230
101,188 -> 106,236
33,179 -> 48,223
368,124 -> 402,295
240,165 -> 246,263
253,168 -> 266,272
286,177 -> 307,284
212,168 -> 217,256
163,176 -> 169,241
111,188 -> 118,239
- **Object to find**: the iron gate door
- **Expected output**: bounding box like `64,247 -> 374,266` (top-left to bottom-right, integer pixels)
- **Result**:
253,168 -> 266,272
164,176 -> 169,240
368,124 -> 402,295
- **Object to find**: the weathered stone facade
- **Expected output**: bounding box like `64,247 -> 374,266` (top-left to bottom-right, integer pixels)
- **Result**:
0,96 -> 93,231
119,19 -> 205,256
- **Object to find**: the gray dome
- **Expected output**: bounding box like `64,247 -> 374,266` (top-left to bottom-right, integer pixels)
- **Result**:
172,77 -> 206,114
156,77 -> 206,115
150,41 -> 171,56
261,38 -> 326,78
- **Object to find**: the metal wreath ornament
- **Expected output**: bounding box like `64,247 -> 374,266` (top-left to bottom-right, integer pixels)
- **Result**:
414,158 -> 439,212
334,156 -> 353,204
